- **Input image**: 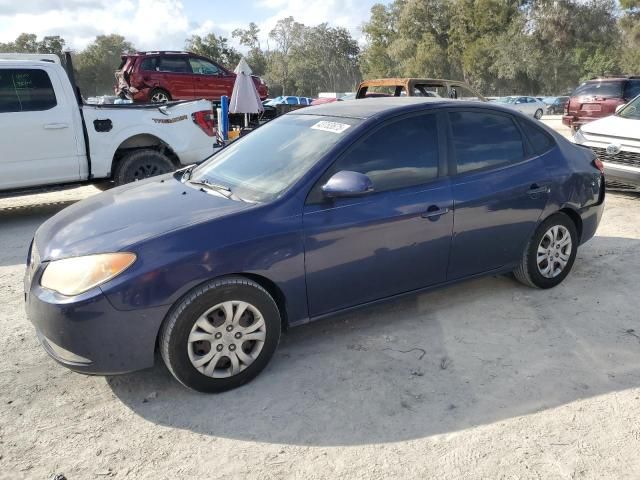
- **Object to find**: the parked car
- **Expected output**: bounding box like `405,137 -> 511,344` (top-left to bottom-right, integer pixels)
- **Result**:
26,98 -> 604,392
264,96 -> 313,106
563,76 -> 640,130
543,96 -> 570,114
574,94 -> 640,188
356,78 -> 486,101
0,54 -> 215,194
115,51 -> 269,103
495,96 -> 546,119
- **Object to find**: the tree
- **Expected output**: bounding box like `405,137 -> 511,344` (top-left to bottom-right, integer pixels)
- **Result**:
0,33 -> 66,59
232,22 -> 267,76
74,35 -> 136,97
184,34 -> 241,69
268,17 -> 304,95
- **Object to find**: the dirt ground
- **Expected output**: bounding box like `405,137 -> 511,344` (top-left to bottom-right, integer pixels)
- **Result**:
2,170 -> 640,478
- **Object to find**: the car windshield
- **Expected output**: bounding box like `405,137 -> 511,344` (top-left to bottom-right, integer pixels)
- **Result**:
573,81 -> 623,98
617,95 -> 640,120
495,97 -> 516,104
191,115 -> 360,203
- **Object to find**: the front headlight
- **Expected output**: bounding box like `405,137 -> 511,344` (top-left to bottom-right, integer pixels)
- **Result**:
40,252 -> 136,296
573,128 -> 587,144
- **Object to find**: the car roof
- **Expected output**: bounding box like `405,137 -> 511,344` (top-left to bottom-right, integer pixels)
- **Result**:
291,97 -> 490,120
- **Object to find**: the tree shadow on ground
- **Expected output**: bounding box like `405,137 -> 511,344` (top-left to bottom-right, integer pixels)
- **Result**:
108,235 -> 640,446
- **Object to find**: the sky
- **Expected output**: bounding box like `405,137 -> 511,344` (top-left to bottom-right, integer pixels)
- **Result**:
0,0 -> 391,52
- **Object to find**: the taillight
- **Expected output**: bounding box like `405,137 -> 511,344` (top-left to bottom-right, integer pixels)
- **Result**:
564,100 -> 570,115
593,157 -> 605,173
192,110 -> 215,137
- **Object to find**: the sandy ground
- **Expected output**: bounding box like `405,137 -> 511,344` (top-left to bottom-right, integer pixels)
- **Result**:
2,157 -> 640,478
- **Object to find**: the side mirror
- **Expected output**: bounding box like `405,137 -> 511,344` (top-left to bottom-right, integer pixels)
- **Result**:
322,171 -> 373,198
615,104 -> 626,114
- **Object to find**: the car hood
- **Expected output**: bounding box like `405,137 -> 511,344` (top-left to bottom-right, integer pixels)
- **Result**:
34,175 -> 253,260
581,114 -> 639,140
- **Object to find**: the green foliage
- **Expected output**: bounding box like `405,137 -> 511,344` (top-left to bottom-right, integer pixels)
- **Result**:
74,35 -> 135,96
184,34 -> 241,69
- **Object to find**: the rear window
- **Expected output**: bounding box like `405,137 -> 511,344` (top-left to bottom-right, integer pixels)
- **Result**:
573,81 -> 623,98
139,57 -> 158,71
158,56 -> 191,73
0,68 -> 57,113
623,80 -> 640,100
518,120 -> 555,155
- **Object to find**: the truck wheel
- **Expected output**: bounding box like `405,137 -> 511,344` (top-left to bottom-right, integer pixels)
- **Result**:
114,149 -> 175,186
150,89 -> 171,103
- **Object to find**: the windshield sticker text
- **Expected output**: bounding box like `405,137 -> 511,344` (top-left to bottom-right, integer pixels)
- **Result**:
311,121 -> 351,134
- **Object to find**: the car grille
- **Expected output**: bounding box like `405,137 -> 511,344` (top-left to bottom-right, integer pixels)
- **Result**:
590,146 -> 640,168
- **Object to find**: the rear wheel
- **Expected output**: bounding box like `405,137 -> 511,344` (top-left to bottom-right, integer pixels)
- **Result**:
114,149 -> 174,186
534,108 -> 543,119
150,88 -> 171,103
159,277 -> 281,393
513,212 -> 578,289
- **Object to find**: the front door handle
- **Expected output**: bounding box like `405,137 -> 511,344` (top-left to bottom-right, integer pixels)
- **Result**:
421,206 -> 450,219
528,183 -> 550,195
43,123 -> 69,130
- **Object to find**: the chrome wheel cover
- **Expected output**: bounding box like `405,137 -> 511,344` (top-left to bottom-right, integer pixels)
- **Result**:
188,301 -> 266,378
537,225 -> 572,278
151,91 -> 169,103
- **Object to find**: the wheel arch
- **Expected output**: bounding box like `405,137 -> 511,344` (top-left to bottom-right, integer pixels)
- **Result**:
112,133 -> 180,176
557,207 -> 583,243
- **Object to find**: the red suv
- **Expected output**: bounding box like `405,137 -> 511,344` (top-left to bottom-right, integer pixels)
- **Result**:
563,75 -> 640,129
115,51 -> 268,103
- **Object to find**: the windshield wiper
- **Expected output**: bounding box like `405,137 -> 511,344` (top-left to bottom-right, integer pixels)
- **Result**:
187,178 -> 235,199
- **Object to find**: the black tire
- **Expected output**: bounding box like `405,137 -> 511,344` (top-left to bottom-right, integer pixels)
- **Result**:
513,212 -> 578,289
113,149 -> 174,186
534,109 -> 543,119
149,88 -> 171,103
159,277 -> 281,393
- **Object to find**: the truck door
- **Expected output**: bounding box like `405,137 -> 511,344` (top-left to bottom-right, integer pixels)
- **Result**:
0,66 -> 82,191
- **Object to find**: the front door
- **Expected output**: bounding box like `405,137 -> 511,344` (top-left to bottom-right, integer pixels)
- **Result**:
0,67 -> 81,190
189,57 -> 230,100
303,112 -> 453,317
445,109 -> 550,279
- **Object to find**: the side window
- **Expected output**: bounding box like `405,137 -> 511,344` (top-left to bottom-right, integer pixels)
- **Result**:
189,58 -> 220,75
449,111 -> 524,174
518,119 -> 556,155
139,57 -> 158,71
325,114 -> 439,194
158,56 -> 191,73
527,97 -> 537,103
624,80 -> 640,100
0,68 -> 57,113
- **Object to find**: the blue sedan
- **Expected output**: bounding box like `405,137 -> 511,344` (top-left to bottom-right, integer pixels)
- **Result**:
25,98 -> 605,392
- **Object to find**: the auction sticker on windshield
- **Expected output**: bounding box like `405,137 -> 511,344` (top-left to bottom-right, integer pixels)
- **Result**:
311,121 -> 351,134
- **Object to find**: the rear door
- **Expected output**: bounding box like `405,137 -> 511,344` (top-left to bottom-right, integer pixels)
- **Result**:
446,109 -> 550,279
303,112 -> 453,316
157,55 -> 194,99
189,57 -> 232,100
0,66 -> 82,190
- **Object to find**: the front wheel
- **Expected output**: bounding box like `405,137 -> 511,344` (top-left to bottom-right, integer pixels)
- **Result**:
513,212 -> 578,289
159,277 -> 281,393
534,109 -> 543,119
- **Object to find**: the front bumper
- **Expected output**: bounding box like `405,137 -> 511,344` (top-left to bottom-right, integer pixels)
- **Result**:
602,161 -> 640,188
25,264 -> 167,375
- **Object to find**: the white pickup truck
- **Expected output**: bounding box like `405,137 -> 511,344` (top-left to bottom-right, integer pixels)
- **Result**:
0,54 -> 215,194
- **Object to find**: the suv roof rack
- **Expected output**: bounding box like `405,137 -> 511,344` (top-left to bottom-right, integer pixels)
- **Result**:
134,51 -> 191,56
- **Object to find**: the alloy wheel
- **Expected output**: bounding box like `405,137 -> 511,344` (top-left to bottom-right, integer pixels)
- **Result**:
536,225 -> 572,278
187,301 -> 266,378
151,91 -> 169,103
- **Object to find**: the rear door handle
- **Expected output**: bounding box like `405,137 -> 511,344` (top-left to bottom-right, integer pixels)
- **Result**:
528,183 -> 550,195
421,207 -> 450,219
43,123 -> 69,130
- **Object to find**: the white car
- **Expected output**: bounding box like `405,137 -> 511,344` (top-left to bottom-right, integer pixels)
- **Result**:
495,96 -> 546,119
574,95 -> 640,188
0,54 -> 215,194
